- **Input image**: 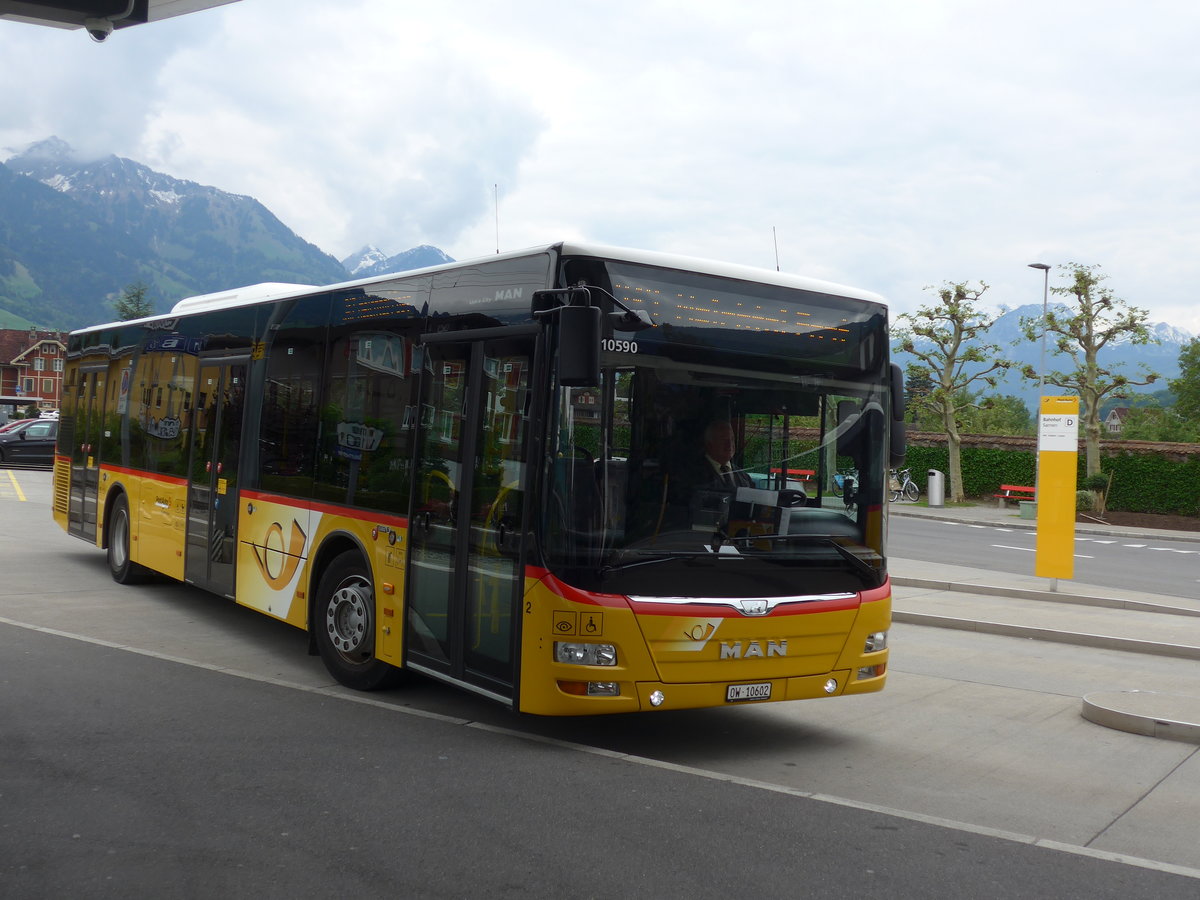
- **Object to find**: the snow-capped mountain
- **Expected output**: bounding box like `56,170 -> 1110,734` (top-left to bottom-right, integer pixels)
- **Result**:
342,244 -> 456,279
0,137 -> 455,329
341,245 -> 391,276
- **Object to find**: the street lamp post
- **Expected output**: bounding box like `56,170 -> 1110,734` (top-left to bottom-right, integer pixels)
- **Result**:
1027,262 -> 1054,589
1028,263 -> 1050,392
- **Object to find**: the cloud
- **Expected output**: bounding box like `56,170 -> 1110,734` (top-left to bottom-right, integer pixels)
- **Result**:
2,0 -> 1199,335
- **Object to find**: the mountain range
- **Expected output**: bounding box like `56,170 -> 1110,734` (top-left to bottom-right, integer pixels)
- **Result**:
0,138 -> 1189,405
0,137 -> 454,330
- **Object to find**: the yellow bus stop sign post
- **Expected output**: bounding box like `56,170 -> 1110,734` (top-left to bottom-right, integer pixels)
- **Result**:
1035,396 -> 1080,588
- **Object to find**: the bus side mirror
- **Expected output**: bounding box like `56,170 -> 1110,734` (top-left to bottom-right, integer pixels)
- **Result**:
889,364 -> 907,465
890,364 -> 905,421
890,419 -> 906,467
836,399 -> 859,456
557,304 -> 601,387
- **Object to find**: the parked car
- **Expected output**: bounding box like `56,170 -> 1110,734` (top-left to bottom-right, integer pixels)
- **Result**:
0,418 -> 58,464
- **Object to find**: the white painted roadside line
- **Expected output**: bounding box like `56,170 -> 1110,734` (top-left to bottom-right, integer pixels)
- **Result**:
992,543 -> 1094,559
3,613 -> 1199,883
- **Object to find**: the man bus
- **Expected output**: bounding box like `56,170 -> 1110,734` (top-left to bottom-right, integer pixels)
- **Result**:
53,241 -> 903,715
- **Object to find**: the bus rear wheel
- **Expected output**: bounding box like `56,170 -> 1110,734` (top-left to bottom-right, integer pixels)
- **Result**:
107,493 -> 149,584
314,551 -> 400,691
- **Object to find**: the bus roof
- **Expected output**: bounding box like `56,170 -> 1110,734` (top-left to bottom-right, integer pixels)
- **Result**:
556,241 -> 887,307
74,241 -> 886,334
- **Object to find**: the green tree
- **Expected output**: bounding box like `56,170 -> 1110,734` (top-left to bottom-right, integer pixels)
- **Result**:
903,369 -> 934,424
113,281 -> 154,320
959,393 -> 1032,436
892,281 -> 1013,501
1117,406 -> 1200,442
1020,263 -> 1158,475
1170,337 -> 1200,422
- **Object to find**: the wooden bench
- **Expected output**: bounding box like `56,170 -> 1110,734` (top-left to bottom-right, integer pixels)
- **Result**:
993,484 -> 1035,508
770,468 -> 816,488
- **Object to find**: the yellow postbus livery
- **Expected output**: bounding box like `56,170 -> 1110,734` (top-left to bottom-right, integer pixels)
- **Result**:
53,242 -> 904,714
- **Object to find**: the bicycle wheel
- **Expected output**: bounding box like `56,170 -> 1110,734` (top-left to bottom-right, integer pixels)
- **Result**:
903,481 -> 919,502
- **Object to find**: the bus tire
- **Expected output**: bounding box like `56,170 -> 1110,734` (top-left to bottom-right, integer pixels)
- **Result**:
107,493 -> 149,584
314,550 -> 400,691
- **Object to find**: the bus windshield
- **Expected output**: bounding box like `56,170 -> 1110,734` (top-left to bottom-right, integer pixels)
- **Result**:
541,263 -> 892,600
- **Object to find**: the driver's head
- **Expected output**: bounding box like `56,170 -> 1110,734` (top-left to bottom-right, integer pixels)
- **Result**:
704,421 -> 736,465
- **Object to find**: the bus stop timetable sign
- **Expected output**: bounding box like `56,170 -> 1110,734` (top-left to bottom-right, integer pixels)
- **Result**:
1035,396 -> 1080,581
1038,411 -> 1078,452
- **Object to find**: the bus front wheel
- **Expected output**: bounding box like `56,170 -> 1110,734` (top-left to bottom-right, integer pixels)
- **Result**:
314,551 -> 400,691
107,493 -> 149,584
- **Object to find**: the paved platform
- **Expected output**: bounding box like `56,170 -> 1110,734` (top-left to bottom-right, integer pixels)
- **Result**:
890,502 -> 1200,744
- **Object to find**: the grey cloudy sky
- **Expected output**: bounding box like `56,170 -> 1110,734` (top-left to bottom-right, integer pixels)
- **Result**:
2,0 -> 1198,332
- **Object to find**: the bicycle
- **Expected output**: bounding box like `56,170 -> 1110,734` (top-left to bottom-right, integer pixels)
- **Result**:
831,468 -> 856,498
889,467 -> 919,503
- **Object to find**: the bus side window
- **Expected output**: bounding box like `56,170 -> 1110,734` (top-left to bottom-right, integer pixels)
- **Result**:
260,295 -> 330,498
316,327 -> 419,512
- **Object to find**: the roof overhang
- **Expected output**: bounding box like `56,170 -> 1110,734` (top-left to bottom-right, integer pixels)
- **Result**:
0,1 -> 239,39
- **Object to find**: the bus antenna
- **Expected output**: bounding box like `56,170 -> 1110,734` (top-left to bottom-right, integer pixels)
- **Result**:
773,226 -> 780,271
494,184 -> 500,254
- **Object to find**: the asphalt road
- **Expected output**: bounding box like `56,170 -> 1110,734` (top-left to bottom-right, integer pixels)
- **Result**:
3,469 -> 1200,896
4,624 -> 1198,900
889,514 -> 1200,599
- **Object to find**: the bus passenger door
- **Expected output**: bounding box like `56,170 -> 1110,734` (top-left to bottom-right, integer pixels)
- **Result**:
68,366 -> 105,543
185,360 -> 247,598
406,333 -> 533,700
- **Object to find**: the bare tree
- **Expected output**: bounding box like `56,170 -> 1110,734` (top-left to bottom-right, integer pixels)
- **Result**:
893,281 -> 1013,502
1020,264 -> 1158,476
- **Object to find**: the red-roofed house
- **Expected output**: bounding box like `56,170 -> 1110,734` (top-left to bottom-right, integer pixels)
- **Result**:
0,328 -> 68,417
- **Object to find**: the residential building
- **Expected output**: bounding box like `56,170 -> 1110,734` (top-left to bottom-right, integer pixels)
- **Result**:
0,328 -> 68,418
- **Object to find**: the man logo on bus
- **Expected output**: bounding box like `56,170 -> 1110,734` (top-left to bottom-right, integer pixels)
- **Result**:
251,519 -> 307,590
720,640 -> 788,659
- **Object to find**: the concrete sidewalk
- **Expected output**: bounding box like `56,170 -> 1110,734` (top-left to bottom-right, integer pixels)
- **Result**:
888,501 -> 1200,744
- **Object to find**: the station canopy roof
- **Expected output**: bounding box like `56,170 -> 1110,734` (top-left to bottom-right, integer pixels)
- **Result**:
0,1 -> 239,39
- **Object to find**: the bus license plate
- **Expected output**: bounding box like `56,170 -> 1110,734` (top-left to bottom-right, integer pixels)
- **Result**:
726,682 -> 772,702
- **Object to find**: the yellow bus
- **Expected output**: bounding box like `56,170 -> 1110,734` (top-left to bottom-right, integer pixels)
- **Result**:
53,242 -> 904,714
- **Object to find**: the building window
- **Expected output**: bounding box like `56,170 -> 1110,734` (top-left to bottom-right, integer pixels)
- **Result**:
43,379 -> 54,394
34,358 -> 44,371
53,359 -> 63,372
23,377 -> 35,393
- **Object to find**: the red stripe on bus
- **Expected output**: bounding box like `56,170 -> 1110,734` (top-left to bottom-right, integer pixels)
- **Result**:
101,464 -> 188,486
528,568 -> 889,617
241,488 -> 408,528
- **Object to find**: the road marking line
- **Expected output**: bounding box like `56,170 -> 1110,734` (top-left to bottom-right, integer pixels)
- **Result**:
2,612 -> 1198,883
992,544 -> 1094,559
7,470 -> 25,502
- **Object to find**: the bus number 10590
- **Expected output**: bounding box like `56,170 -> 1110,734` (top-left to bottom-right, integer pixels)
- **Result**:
601,338 -> 638,354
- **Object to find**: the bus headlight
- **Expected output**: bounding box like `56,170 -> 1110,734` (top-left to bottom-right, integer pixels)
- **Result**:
554,642 -> 618,666
864,631 -> 888,652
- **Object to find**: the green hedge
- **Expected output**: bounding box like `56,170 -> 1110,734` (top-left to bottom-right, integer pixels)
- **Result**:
901,446 -> 1200,516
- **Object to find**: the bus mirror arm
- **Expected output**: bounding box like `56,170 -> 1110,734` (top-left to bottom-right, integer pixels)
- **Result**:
607,308 -> 653,332
531,285 -> 653,333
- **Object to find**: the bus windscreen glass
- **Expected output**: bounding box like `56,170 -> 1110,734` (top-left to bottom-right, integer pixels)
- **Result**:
542,264 -> 891,600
